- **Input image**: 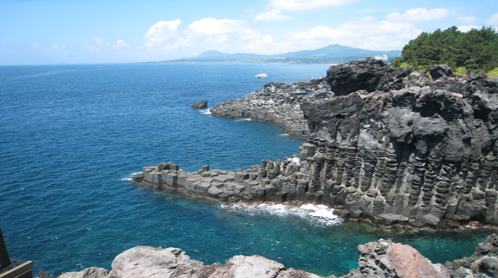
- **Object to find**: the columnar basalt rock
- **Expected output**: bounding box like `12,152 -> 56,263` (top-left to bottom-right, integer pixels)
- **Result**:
135,58 -> 498,227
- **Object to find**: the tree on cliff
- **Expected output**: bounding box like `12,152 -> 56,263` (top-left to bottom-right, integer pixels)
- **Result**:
392,26 -> 498,73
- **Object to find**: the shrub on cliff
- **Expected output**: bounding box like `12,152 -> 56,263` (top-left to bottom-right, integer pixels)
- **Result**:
392,26 -> 498,73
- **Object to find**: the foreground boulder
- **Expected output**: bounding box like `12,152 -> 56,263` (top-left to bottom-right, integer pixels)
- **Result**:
58,234 -> 498,278
58,246 -> 322,278
343,240 -> 448,278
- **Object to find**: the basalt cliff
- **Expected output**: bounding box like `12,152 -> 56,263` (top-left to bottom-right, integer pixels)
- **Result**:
134,58 -> 498,228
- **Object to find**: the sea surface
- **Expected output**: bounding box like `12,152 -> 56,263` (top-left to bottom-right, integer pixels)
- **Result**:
0,63 -> 490,277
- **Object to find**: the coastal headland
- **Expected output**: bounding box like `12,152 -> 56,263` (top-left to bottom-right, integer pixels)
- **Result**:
59,58 -> 498,277
134,58 -> 498,229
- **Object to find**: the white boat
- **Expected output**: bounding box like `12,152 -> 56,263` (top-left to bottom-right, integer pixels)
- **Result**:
255,73 -> 268,78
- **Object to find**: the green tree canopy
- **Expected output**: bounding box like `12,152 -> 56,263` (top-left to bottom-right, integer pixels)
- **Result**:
392,26 -> 498,72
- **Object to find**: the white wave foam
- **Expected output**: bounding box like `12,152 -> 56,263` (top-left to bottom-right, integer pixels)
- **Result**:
235,118 -> 252,122
121,172 -> 142,181
201,109 -> 211,115
220,202 -> 342,226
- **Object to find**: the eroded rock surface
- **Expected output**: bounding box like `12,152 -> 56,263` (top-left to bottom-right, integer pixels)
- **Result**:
146,58 -> 498,227
58,246 -> 324,278
58,234 -> 498,278
211,78 -> 334,137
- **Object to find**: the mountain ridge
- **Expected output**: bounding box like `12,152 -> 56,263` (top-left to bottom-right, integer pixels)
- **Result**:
158,44 -> 402,64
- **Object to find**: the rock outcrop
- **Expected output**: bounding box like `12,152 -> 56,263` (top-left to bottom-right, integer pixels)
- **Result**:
58,234 -> 498,278
325,58 -> 410,96
445,233 -> 498,277
58,246 -> 322,278
343,239 -> 448,278
191,100 -> 208,109
142,58 -> 496,228
211,78 -> 334,137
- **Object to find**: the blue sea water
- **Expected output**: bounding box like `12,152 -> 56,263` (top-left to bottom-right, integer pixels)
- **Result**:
0,63 -> 490,277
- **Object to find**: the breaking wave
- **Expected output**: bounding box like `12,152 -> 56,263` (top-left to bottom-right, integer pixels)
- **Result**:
121,172 -> 142,181
220,202 -> 342,226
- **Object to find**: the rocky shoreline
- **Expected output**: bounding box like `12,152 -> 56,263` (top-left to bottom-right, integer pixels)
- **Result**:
59,233 -> 498,278
58,58 -> 498,277
134,58 -> 498,229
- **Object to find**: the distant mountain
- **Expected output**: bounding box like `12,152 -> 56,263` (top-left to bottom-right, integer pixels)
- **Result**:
159,44 -> 402,64
197,50 -> 230,58
268,44 -> 401,59
197,50 -> 265,60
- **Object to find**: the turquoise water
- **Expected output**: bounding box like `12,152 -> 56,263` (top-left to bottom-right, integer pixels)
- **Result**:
0,63 -> 490,277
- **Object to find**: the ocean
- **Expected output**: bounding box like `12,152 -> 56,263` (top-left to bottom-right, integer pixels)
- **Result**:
0,63 -> 490,277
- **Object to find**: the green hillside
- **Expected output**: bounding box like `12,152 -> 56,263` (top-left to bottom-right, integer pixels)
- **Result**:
392,26 -> 498,74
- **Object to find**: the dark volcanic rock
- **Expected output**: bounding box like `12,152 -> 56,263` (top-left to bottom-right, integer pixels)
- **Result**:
446,233 -> 498,277
191,100 -> 208,109
211,78 -> 334,137
325,58 -> 410,95
429,64 -> 453,80
137,59 -> 498,227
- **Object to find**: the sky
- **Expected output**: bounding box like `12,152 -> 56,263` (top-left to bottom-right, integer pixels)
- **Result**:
1,0 -> 497,65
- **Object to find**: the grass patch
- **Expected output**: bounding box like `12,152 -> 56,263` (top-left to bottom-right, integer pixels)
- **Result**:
487,68 -> 498,79
454,67 -> 468,77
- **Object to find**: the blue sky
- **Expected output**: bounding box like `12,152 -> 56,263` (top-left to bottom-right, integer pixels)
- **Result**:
1,0 -> 497,65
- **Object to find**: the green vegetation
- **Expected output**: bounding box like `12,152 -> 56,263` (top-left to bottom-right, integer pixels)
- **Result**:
488,68 -> 498,79
392,26 -> 498,74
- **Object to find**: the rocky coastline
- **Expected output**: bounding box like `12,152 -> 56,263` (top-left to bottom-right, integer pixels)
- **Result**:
134,58 -> 498,229
59,233 -> 498,278
58,58 -> 498,277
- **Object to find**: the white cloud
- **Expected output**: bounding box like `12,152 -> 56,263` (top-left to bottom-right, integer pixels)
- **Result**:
457,16 -> 477,24
242,35 -> 274,51
387,8 -> 449,22
114,39 -> 130,49
93,38 -> 104,44
294,26 -> 350,40
269,0 -> 359,11
487,13 -> 498,25
81,45 -> 101,53
458,25 -> 480,32
31,41 -> 39,48
188,18 -> 245,36
255,10 -> 293,21
287,16 -> 416,51
396,29 -> 423,40
145,19 -> 181,47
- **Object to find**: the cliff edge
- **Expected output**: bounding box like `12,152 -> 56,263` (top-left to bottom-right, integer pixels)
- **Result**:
134,58 -> 498,228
